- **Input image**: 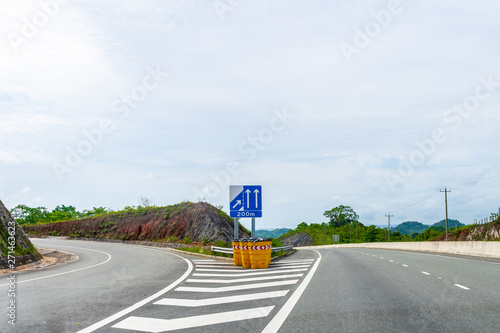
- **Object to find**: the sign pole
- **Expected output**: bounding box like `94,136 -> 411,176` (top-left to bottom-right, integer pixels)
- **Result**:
251,217 -> 255,238
234,218 -> 239,239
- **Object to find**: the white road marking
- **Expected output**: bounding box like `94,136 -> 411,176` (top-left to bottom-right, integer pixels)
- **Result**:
193,268 -> 308,277
193,265 -> 242,269
176,280 -> 298,293
154,290 -> 289,307
261,250 -> 322,333
195,265 -> 311,272
421,271 -> 431,276
454,284 -> 470,290
187,273 -> 304,284
389,260 -> 394,263
76,248 -> 193,333
272,259 -> 315,264
380,249 -> 500,265
402,264 -> 409,267
194,262 -> 233,266
112,306 -> 275,333
270,262 -> 312,267
0,245 -> 112,287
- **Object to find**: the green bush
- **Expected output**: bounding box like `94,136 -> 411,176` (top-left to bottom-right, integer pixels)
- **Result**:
214,240 -> 227,248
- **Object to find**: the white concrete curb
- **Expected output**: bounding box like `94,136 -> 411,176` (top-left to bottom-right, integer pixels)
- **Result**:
300,241 -> 500,259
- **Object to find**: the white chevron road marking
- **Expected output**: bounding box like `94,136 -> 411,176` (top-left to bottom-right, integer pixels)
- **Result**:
154,290 -> 289,307
112,306 -> 275,332
186,273 -> 304,284
193,268 -> 308,277
195,264 -> 311,272
176,280 -> 299,293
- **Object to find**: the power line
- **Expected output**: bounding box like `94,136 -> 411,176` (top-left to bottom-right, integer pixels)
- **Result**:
455,174 -> 500,190
392,191 -> 439,214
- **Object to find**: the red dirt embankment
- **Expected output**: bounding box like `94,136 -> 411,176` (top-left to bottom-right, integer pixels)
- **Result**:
23,202 -> 249,244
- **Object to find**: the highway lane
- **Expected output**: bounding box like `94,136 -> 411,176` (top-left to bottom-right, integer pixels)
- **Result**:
0,238 -> 192,333
0,239 -> 321,333
279,248 -> 500,333
2,240 -> 498,333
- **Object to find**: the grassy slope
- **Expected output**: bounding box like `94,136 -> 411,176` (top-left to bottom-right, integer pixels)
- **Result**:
23,202 -> 250,245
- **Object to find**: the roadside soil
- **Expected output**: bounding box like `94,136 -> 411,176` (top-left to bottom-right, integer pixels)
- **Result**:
0,248 -> 79,276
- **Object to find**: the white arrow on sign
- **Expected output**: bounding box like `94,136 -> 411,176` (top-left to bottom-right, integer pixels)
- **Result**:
245,189 -> 251,208
232,200 -> 242,209
254,189 -> 260,208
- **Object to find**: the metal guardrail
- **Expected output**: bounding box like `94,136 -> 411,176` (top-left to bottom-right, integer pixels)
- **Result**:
210,246 -> 233,254
271,245 -> 293,252
210,245 -> 294,254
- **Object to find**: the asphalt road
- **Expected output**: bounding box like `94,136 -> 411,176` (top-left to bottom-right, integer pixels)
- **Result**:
0,239 -> 192,333
279,248 -> 500,333
1,240 -> 498,333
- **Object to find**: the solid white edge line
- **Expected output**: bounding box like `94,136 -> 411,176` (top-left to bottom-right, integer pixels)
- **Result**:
261,250 -> 322,333
76,248 -> 193,333
0,245 -> 112,287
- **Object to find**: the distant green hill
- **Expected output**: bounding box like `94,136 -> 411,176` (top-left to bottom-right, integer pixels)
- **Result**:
431,219 -> 463,229
392,221 -> 429,236
255,228 -> 292,238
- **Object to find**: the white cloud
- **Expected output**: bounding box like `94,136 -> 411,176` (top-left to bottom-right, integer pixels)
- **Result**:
0,0 -> 499,228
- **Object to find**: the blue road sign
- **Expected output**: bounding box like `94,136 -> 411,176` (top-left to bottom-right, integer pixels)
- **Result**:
230,185 -> 262,218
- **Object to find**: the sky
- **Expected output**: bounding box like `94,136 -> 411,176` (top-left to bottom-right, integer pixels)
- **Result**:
1,0 -> 499,231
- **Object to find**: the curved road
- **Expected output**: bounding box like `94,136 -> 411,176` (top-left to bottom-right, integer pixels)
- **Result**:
0,239 -> 192,333
1,240 -> 499,333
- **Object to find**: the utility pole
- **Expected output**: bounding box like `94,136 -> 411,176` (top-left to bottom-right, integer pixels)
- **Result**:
385,213 -> 393,242
440,187 -> 451,241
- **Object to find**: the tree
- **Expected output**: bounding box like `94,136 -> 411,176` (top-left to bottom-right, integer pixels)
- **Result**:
51,205 -> 79,221
324,205 -> 359,228
10,205 -> 50,224
364,225 -> 378,242
296,222 -> 308,231
139,196 -> 155,208
82,207 -> 109,217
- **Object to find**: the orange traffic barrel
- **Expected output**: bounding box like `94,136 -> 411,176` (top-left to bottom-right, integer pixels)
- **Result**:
249,238 -> 272,269
239,239 -> 252,268
232,239 -> 242,266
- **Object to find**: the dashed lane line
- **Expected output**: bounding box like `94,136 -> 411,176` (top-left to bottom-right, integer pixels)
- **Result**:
454,284 -> 471,290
